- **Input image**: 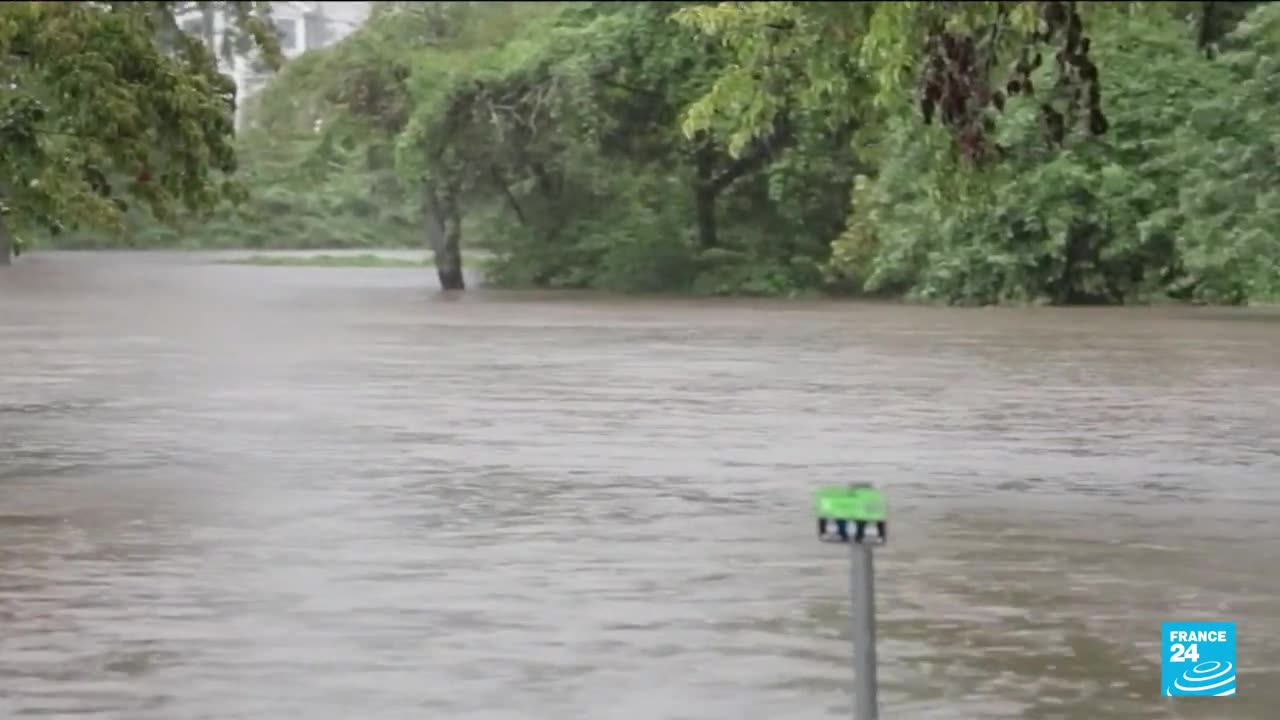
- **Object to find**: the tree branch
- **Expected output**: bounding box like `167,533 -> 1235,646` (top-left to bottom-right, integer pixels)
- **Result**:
705,110 -> 793,196
490,164 -> 527,225
593,74 -> 666,103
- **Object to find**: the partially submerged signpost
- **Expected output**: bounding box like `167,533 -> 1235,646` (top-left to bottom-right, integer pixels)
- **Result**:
816,484 -> 888,720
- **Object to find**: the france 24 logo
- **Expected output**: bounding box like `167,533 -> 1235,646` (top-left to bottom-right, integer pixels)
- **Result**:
1161,622 -> 1236,697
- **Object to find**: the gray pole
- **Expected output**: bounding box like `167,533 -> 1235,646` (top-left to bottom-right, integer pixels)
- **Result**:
849,542 -> 879,720
815,485 -> 887,720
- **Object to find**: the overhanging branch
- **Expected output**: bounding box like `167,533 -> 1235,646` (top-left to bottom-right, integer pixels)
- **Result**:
705,110 -> 793,195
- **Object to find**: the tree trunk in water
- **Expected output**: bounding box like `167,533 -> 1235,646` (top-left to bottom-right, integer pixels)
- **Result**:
1055,220 -> 1110,305
424,184 -> 465,290
437,212 -> 464,290
0,214 -> 13,266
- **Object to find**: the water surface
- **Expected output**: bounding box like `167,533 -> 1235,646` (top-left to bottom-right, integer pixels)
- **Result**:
2,251 -> 1277,719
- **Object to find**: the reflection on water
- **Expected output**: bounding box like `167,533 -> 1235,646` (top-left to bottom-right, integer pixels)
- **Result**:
1,251 -> 1278,719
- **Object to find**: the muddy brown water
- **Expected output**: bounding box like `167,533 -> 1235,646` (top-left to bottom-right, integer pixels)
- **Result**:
1,251 -> 1278,720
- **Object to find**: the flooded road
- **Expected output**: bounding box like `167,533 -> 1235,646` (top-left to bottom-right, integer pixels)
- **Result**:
2,251 -> 1278,720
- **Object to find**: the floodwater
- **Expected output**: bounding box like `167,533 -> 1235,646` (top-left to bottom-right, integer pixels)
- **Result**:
2,250 -> 1278,720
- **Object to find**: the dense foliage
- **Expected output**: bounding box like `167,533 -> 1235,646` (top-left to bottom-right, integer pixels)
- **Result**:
0,1 -> 281,264
25,1 -> 1280,304
822,2 -> 1280,304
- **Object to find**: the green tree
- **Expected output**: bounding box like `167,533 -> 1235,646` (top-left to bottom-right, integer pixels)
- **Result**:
0,1 -> 280,265
241,1 -> 857,294
1154,2 -> 1280,302
681,1 -> 1277,304
241,1 -> 562,289
404,1 -> 857,294
392,1 -> 567,289
824,3 -> 1279,304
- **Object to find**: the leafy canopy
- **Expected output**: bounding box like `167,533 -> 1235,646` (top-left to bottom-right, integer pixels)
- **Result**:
86,0 -> 1280,305
0,1 -> 280,239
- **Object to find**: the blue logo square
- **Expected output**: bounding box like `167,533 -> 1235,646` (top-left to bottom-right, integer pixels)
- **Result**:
1161,622 -> 1236,697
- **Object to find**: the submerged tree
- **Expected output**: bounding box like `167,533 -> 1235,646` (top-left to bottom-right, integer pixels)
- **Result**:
244,1 -> 562,290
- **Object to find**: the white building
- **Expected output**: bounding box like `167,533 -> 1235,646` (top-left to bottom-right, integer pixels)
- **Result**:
176,1 -> 372,129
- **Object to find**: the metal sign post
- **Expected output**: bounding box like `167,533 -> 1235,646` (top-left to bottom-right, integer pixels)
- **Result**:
816,484 -> 888,720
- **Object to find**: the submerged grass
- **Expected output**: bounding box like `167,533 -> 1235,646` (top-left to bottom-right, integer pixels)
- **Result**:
220,253 -> 432,268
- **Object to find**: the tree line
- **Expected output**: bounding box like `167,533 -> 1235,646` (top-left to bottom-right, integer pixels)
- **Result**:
9,2 -> 1279,305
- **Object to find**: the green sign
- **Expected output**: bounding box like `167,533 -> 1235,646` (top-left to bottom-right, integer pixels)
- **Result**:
815,485 -> 887,522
